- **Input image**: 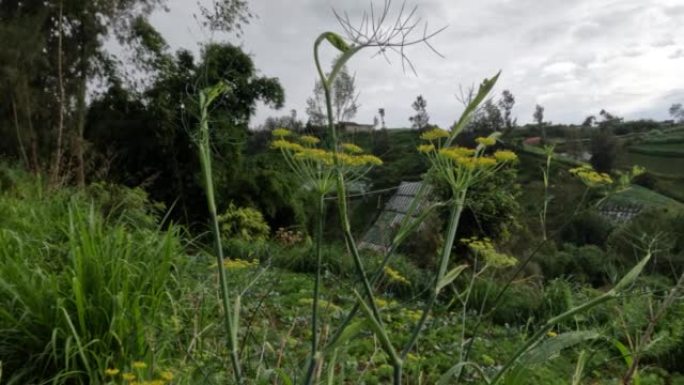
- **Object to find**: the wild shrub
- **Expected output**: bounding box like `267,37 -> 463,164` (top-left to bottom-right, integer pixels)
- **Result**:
0,203 -> 182,384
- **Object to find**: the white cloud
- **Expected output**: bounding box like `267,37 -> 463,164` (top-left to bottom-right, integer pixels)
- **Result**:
145,0 -> 684,127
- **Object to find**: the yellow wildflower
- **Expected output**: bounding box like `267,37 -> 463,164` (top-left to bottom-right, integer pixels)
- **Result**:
122,372 -> 136,381
384,266 -> 410,285
493,150 -> 518,162
420,128 -> 450,141
220,258 -> 258,270
569,165 -> 613,187
299,135 -> 320,145
439,147 -> 476,159
272,128 -> 292,137
357,154 -> 383,166
294,148 -> 334,165
406,353 -> 420,362
417,144 -> 435,153
132,361 -> 147,370
271,139 -> 304,152
375,298 -> 389,308
402,309 -> 422,322
462,237 -> 517,268
336,153 -> 382,167
476,137 -> 496,147
105,368 -> 120,376
341,143 -> 363,154
547,330 -> 558,338
475,156 -> 497,168
159,371 -> 174,381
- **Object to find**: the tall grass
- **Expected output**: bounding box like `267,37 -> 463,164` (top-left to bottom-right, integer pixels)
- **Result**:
0,170 -> 182,384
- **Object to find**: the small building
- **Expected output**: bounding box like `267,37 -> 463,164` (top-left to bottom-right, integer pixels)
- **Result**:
523,136 -> 542,145
340,121 -> 374,133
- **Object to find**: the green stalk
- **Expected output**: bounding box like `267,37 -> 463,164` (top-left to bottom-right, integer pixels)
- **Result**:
197,87 -> 243,384
325,192 -> 440,350
313,35 -> 384,327
303,193 -> 326,385
401,191 -> 466,359
314,32 -> 399,382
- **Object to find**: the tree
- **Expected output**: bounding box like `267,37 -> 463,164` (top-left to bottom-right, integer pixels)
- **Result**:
469,99 -> 503,133
305,63 -> 358,126
598,109 -> 623,131
669,103 -> 684,123
86,42 -> 284,224
0,0 -> 253,184
590,130 -> 617,173
409,95 -> 429,130
378,108 -> 386,129
582,115 -> 596,128
533,104 -> 546,141
498,90 -> 516,132
262,109 -> 303,132
533,104 -> 544,125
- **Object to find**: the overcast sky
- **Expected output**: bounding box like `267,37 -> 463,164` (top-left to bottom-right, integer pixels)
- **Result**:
147,0 -> 684,128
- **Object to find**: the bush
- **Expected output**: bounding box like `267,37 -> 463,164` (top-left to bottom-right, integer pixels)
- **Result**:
219,202 -> 271,242
464,277 -> 543,324
0,203 -> 183,384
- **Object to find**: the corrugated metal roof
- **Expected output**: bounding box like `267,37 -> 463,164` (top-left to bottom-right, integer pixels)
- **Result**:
359,181 -> 431,251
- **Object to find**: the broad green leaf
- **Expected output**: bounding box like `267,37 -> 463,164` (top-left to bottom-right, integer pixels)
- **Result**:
521,330 -> 600,365
448,71 -> 501,144
611,251 -> 652,293
437,362 -> 489,385
436,264 -> 468,293
611,338 -> 640,385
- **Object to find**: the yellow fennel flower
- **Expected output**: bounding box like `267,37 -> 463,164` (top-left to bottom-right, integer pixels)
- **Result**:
417,144 -> 435,153
420,128 -> 449,141
476,136 -> 496,146
159,370 -> 174,381
271,139 -> 304,152
493,150 -> 518,162
341,142 -> 363,154
295,148 -> 334,165
122,372 -> 136,381
357,154 -> 383,166
105,368 -> 120,376
384,266 -> 410,285
475,156 -> 497,168
299,135 -> 320,145
272,128 -> 292,137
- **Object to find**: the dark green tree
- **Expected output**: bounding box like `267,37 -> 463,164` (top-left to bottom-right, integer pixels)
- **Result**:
498,90 -> 516,132
305,63 -> 358,126
409,95 -> 429,130
87,42 -> 284,225
669,103 -> 684,123
533,104 -> 546,141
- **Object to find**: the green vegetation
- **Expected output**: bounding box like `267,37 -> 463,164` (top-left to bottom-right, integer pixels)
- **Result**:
1,1 -> 684,385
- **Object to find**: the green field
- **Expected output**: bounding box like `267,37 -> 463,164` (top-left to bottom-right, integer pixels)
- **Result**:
605,184 -> 684,212
629,143 -> 684,157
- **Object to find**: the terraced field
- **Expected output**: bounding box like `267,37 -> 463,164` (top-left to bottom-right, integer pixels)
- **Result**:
615,127 -> 684,202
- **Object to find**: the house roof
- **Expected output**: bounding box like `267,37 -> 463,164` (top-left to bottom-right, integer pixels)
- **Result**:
360,181 -> 431,251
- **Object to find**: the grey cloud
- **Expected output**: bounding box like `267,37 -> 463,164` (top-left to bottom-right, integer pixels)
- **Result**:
145,0 -> 684,127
